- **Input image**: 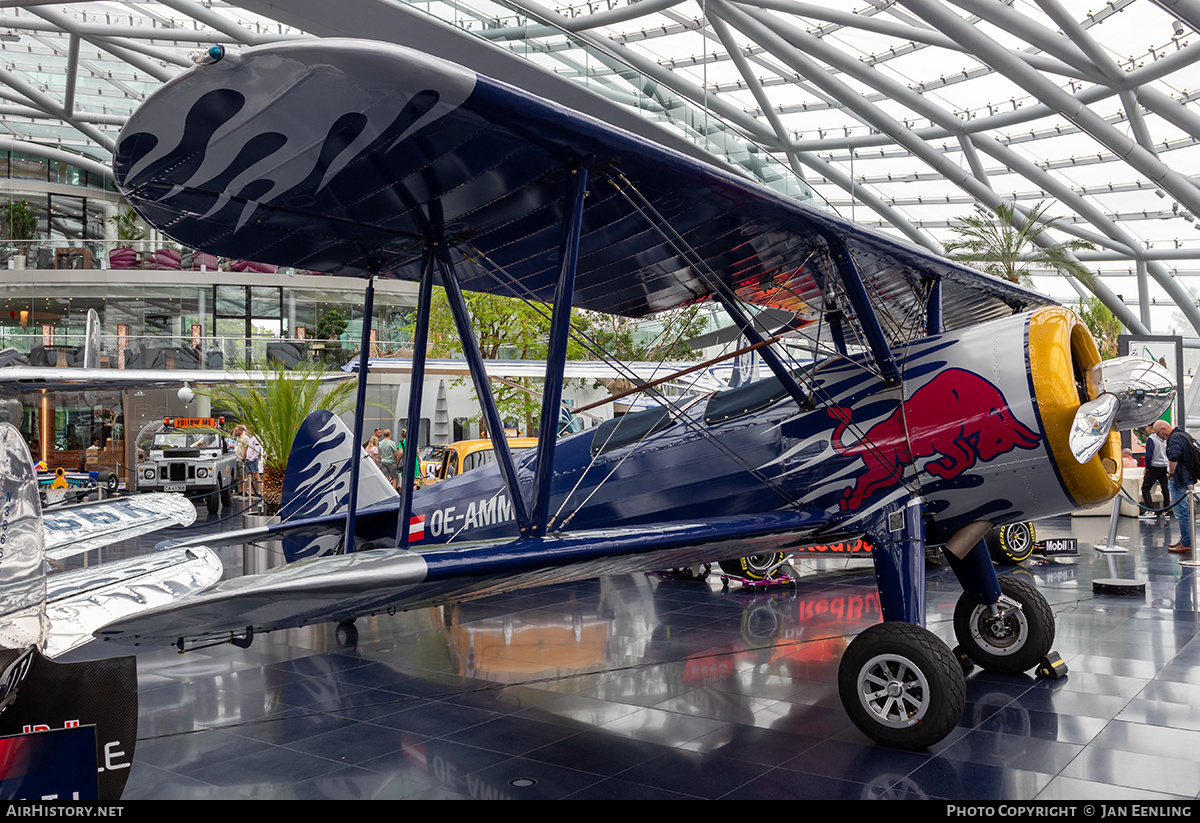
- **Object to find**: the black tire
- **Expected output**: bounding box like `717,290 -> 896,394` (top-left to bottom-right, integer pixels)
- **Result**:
101,471 -> 118,492
838,622 -> 965,750
985,522 -> 1036,565
953,576 -> 1054,674
206,489 -> 219,514
220,482 -> 232,507
718,552 -> 786,580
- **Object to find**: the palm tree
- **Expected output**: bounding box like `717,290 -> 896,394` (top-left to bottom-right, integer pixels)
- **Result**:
1076,296 -> 1122,360
944,201 -> 1096,289
204,362 -> 357,514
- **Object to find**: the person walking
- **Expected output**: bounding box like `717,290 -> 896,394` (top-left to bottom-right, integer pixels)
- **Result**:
234,425 -> 250,497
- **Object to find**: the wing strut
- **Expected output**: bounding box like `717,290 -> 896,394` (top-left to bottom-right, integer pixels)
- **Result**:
825,234 -> 902,386
397,247 -> 437,548
531,166 -> 589,537
344,271 -> 377,554
436,243 -> 532,535
605,171 -> 811,410
712,291 -> 812,410
927,277 -> 944,336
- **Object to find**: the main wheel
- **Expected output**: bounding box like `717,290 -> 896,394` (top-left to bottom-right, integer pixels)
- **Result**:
838,622 -> 965,750
953,576 -> 1053,674
718,551 -> 786,580
985,522 -> 1036,565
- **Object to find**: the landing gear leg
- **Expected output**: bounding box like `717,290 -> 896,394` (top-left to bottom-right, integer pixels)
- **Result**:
943,533 -> 1056,675
839,496 -> 965,749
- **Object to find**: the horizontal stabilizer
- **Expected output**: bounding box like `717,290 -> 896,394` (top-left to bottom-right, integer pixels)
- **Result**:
97,510 -> 826,649
44,493 -> 197,562
45,546 -> 222,657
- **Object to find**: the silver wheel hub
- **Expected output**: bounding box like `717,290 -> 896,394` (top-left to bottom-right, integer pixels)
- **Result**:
857,653 -> 931,728
970,595 -> 1028,656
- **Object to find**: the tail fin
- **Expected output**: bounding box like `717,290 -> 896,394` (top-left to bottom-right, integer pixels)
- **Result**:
279,411 -> 399,561
0,422 -> 47,652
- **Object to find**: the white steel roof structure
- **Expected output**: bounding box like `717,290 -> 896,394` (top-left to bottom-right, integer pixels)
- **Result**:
1,0 -> 1198,336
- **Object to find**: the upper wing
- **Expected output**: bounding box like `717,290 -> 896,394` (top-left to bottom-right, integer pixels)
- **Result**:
114,40 -> 1054,347
96,510 -> 838,649
43,493 -> 197,562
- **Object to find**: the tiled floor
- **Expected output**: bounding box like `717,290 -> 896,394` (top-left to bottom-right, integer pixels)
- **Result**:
61,502 -> 1200,799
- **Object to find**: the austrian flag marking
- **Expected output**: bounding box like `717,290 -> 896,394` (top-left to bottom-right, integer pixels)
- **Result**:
409,515 -> 425,540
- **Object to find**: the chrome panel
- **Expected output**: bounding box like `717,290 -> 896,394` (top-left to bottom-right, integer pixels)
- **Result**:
45,546 -> 222,658
0,424 -> 45,651
96,548 -> 430,646
43,493 -> 197,562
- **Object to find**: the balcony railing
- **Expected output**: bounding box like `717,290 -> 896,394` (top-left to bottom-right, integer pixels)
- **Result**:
0,331 -> 412,372
0,239 -> 301,274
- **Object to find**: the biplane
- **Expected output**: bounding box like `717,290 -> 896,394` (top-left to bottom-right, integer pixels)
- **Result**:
88,39 -> 1175,750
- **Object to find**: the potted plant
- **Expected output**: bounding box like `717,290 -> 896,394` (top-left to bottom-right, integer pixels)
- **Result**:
203,361 -> 357,515
1,199 -> 37,268
107,209 -> 145,269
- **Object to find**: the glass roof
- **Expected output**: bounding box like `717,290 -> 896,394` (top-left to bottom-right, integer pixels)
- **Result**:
1,0 -> 1197,333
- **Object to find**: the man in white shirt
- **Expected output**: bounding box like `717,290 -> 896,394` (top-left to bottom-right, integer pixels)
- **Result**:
1141,424 -> 1170,519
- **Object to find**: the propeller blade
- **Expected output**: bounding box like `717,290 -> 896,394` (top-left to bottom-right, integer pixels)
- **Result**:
1084,356 -> 1174,430
1070,394 -> 1119,463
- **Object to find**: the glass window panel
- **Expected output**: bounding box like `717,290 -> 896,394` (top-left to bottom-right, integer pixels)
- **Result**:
250,286 -> 280,318
10,152 -> 46,181
215,285 -> 247,317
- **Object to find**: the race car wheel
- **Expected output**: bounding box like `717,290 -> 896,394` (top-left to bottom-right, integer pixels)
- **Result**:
718,552 -> 786,580
206,489 -> 219,514
101,471 -> 119,492
838,622 -> 965,750
984,522 -> 1036,565
953,576 -> 1054,674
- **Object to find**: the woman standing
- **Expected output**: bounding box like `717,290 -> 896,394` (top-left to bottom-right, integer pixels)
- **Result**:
246,429 -> 263,497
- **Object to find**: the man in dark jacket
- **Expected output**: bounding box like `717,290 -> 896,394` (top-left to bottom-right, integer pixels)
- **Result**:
1157,419 -> 1196,553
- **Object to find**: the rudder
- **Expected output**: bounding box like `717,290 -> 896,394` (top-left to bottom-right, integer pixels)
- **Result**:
279,410 -> 398,561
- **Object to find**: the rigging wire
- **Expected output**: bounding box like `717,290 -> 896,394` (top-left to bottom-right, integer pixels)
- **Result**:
452,243 -> 811,518
602,169 -> 924,498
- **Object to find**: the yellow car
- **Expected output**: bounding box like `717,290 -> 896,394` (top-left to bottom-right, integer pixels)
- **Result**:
425,437 -> 539,485
418,445 -> 448,481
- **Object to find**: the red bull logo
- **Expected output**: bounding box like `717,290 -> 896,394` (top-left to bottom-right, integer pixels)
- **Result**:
829,368 -> 1041,511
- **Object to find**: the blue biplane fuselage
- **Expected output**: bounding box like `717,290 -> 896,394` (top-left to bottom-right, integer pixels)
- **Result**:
282,304 -> 1118,594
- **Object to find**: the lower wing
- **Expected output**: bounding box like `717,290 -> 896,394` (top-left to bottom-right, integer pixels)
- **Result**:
96,510 -> 839,650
